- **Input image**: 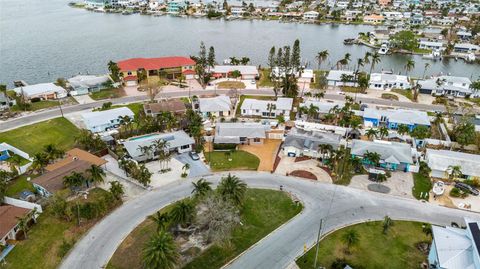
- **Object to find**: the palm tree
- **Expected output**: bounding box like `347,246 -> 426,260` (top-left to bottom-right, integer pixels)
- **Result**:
43,144 -> 64,162
138,145 -> 154,162
317,144 -> 333,160
142,230 -> 179,269
404,59 -> 415,77
191,178 -> 212,197
182,163 -> 190,173
31,152 -> 49,173
16,215 -> 30,239
313,91 -> 325,100
267,103 -> 276,118
378,126 -> 389,139
307,104 -> 319,120
169,200 -> 195,228
397,124 -> 410,135
87,165 -> 105,186
447,165 -> 462,180
363,51 -> 371,66
365,128 -> 378,140
369,52 -> 381,74
217,173 -> 247,206
382,215 -> 394,234
316,50 -> 329,69
148,211 -> 170,232
63,172 -> 86,189
363,151 -> 381,167
109,181 -> 124,200
342,229 -> 359,253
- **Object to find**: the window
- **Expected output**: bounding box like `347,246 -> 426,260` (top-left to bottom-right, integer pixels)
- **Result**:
262,112 -> 268,116
243,109 -> 246,114
180,144 -> 190,149
253,138 -> 261,142
127,71 -> 132,75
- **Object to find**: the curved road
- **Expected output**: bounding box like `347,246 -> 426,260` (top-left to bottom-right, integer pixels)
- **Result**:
0,88 -> 447,132
60,172 -> 479,269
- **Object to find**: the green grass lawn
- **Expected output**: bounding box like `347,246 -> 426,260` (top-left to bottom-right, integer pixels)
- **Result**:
205,150 -> 260,171
235,95 -> 276,115
258,69 -> 274,87
111,102 -> 144,116
412,172 -> 432,200
5,174 -> 36,197
381,93 -> 399,101
11,100 -> 60,111
108,189 -> 302,269
90,88 -> 124,100
217,81 -> 246,89
392,89 -> 414,101
3,188 -> 120,269
340,86 -> 365,93
296,221 -> 431,269
0,117 -> 80,154
310,70 -> 327,89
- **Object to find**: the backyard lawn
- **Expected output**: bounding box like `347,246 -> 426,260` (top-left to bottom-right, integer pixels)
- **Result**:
90,88 -> 125,100
205,150 -> 260,171
0,117 -> 80,154
5,174 -> 36,197
217,81 -> 246,89
296,221 -> 431,269
108,189 -> 303,269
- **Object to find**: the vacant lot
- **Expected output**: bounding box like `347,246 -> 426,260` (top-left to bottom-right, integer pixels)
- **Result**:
90,88 -> 125,100
217,81 -> 246,89
205,150 -> 259,171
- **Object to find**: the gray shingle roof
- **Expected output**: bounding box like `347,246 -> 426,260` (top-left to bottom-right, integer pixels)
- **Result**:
215,123 -> 270,141
350,140 -> 413,164
284,131 -> 342,151
198,95 -> 231,113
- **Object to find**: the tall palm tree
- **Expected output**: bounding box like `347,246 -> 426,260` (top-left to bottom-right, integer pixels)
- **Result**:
63,172 -> 86,189
363,51 -> 371,66
87,165 -> 105,186
169,200 -> 195,228
365,128 -> 379,140
369,52 -> 381,74
142,230 -> 179,269
307,104 -> 319,120
191,178 -> 212,197
404,59 -> 415,77
342,229 -> 360,252
217,173 -> 247,206
378,126 -> 389,139
313,91 -> 325,100
315,50 -> 329,70
43,144 -> 64,162
148,211 -> 170,232
447,165 -> 462,180
31,152 -> 49,173
397,124 -> 410,135
363,151 -> 381,167
182,163 -> 190,173
138,145 -> 154,162
267,103 -> 276,118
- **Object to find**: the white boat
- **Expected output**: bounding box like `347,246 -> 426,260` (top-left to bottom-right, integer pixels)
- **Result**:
466,53 -> 476,63
378,44 -> 389,55
422,49 -> 442,61
432,181 -> 445,196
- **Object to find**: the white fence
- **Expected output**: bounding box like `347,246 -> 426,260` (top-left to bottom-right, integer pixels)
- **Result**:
4,196 -> 43,214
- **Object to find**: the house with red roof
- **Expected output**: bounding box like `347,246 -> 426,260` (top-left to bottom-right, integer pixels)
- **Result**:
117,56 -> 196,86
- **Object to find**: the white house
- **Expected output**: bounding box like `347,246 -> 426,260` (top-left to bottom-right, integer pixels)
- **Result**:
283,129 -> 342,157
326,70 -> 356,87
303,11 -> 319,20
214,122 -> 271,145
454,43 -> 480,53
82,107 -> 135,133
419,40 -> 446,51
368,73 -> 410,90
122,131 -> 195,162
211,65 -> 259,80
68,75 -> 111,96
418,76 -> 473,98
197,95 -> 232,118
425,149 -> 480,180
0,92 -> 16,111
241,97 -> 293,120
13,83 -> 68,101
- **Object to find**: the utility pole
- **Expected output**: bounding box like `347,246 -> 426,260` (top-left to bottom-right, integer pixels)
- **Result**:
313,219 -> 323,269
58,99 -> 64,117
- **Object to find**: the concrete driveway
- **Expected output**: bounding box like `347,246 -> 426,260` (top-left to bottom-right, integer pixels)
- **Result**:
349,171 -> 414,199
175,153 -> 211,178
275,155 -> 333,184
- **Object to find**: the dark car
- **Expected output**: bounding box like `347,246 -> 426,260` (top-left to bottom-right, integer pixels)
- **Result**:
189,151 -> 200,161
455,181 -> 479,196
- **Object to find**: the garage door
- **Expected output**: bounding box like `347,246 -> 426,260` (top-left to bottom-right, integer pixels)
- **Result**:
268,133 -> 284,139
126,80 -> 137,87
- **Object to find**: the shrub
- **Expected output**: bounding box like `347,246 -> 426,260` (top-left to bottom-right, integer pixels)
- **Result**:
213,143 -> 237,150
57,239 -> 75,258
450,187 -> 468,198
464,178 -> 480,188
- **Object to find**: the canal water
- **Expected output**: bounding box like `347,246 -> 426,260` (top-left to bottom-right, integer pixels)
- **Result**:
1,0 -> 479,87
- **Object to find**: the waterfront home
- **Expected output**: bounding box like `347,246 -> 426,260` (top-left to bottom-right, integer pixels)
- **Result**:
67,75 -> 111,95
368,73 -> 410,90
432,16 -> 455,26
454,43 -> 480,53
282,129 -> 342,157
299,100 -> 345,119
84,0 -> 107,8
82,107 -> 135,133
409,13 -> 424,25
0,92 -> 16,111
214,122 -> 270,145
425,149 -> 480,180
303,11 -> 319,20
144,100 -> 186,116
326,70 -> 356,87
32,148 -> 107,197
419,40 -> 445,51
418,76 -> 473,98
378,0 -> 391,6
457,30 -> 473,41
428,218 -> 480,269
344,10 -> 362,21
167,0 -> 185,13
382,11 -> 403,21
240,97 -> 293,120
0,204 -> 37,246
362,107 -> 430,131
230,6 -> 245,16
350,139 -> 414,171
122,131 -> 194,162
117,56 -> 195,86
13,83 -> 67,101
211,65 -> 259,80
197,95 -> 232,118
363,14 -> 385,24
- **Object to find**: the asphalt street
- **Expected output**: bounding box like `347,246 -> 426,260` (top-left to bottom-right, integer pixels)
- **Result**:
59,172 -> 479,269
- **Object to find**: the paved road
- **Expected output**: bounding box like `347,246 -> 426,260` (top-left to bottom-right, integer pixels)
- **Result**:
0,88 -> 447,132
60,172 -> 480,269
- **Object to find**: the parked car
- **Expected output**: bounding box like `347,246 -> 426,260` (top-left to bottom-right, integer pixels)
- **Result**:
454,181 -> 479,196
189,151 -> 200,161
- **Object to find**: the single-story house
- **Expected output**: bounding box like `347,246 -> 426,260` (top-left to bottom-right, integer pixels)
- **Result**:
122,131 -> 195,162
283,130 -> 342,158
363,14 -> 385,24
425,149 -> 480,180
418,76 -> 473,98
144,100 -> 187,116
300,100 -> 345,116
214,122 -> 271,145
454,43 -> 480,53
0,92 -> 16,111
362,108 -> 430,131
32,148 -> 107,197
68,75 -> 111,95
241,97 -> 293,120
303,11 -> 319,20
350,139 -> 414,171
419,40 -> 446,51
82,107 -> 135,133
211,65 -> 259,80
198,95 -> 232,118
368,73 -> 410,91
428,218 -> 480,269
13,83 -> 68,101
0,205 -> 35,246
326,70 -> 356,87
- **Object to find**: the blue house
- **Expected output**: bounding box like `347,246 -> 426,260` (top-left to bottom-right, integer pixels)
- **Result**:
167,0 -> 185,13
350,140 -> 414,171
362,108 -> 430,132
